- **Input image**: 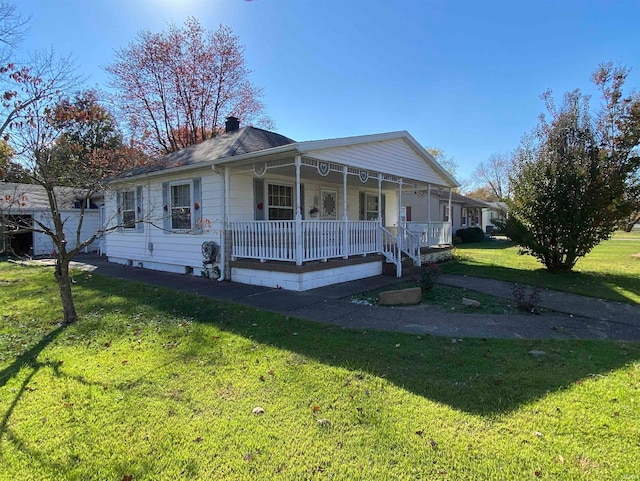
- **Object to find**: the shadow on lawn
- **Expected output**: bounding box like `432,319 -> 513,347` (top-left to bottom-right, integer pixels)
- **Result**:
0,325 -> 67,438
79,274 -> 640,417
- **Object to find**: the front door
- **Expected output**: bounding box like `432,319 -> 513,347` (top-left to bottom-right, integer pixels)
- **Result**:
321,189 -> 338,220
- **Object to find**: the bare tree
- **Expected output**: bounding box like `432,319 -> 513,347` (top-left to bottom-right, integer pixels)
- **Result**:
472,153 -> 513,200
0,0 -> 29,63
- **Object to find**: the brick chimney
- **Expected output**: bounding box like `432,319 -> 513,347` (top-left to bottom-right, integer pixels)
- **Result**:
225,116 -> 240,133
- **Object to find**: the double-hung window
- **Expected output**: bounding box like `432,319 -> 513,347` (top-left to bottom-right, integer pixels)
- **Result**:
121,191 -> 136,229
170,182 -> 192,230
162,178 -> 202,232
117,187 -> 143,231
365,194 -> 379,221
267,183 -> 293,220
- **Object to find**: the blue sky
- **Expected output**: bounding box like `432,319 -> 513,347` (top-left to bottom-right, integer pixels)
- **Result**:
16,0 -> 640,182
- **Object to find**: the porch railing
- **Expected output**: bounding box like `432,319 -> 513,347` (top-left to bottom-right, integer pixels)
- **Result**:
380,226 -> 401,277
406,221 -> 452,247
397,225 -> 421,266
231,220 -> 380,263
231,220 -> 296,262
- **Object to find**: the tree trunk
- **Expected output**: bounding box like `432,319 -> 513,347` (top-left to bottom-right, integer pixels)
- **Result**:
54,255 -> 78,324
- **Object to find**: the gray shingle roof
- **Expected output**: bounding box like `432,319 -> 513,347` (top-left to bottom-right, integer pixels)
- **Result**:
118,127 -> 296,179
0,182 -> 93,210
437,190 -> 492,207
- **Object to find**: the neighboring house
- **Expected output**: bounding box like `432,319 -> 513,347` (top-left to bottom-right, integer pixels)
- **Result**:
105,118 -> 458,291
481,201 -> 507,234
402,190 -> 489,239
0,182 -> 103,256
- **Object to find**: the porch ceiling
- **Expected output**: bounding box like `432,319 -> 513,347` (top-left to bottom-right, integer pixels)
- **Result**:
227,154 -> 449,191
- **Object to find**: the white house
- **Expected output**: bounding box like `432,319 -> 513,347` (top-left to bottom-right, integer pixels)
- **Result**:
0,182 -> 103,256
402,190 -> 490,239
104,118 -> 458,291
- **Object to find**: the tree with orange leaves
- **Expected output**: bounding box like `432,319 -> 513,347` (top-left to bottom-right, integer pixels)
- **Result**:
107,17 -> 273,155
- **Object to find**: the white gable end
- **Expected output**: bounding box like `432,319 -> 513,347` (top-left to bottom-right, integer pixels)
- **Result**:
303,137 -> 453,186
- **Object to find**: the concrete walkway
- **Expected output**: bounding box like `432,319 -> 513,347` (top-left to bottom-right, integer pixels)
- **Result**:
71,254 -> 640,341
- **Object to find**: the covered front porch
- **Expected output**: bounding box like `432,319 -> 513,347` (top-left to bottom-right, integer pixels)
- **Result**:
221,150 -> 454,288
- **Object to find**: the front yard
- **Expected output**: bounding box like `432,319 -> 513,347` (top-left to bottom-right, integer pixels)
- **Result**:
443,236 -> 640,304
1,263 -> 640,480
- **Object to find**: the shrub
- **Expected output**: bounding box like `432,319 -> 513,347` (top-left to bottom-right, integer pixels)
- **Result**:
455,227 -> 485,243
512,284 -> 541,313
452,235 -> 463,245
420,263 -> 441,292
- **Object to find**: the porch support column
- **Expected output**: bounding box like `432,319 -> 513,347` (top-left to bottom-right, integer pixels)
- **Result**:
342,165 -> 348,259
398,177 -> 403,252
427,184 -> 432,247
377,174 -> 382,252
377,175 -> 382,224
295,155 -> 303,265
448,187 -> 453,245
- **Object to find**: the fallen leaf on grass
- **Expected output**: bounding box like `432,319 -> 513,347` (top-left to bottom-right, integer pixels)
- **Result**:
252,406 -> 265,415
121,475 -> 133,481
312,405 -> 320,412
415,430 -> 424,436
430,439 -> 438,449
317,419 -> 331,427
194,437 -> 202,443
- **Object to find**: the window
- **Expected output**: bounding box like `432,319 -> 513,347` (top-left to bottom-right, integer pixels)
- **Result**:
461,207 -> 468,226
365,194 -> 379,221
442,204 -> 450,222
121,191 -> 135,228
171,183 -> 192,230
267,184 -> 293,220
117,187 -> 142,231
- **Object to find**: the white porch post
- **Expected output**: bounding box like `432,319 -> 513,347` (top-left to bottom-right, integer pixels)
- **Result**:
377,174 -> 382,251
377,175 -> 382,224
295,155 -> 303,265
427,183 -> 432,247
448,187 -> 453,245
397,178 -> 403,252
343,165 -> 348,259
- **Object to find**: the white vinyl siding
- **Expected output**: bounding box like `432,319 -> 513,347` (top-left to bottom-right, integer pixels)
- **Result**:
305,138 -> 452,186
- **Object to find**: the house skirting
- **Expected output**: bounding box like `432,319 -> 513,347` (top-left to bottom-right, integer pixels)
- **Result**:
107,256 -> 204,276
419,247 -> 453,264
230,255 -> 384,291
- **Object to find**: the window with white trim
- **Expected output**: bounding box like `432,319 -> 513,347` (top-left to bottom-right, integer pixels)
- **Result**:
171,182 -> 192,230
121,191 -> 136,229
267,183 -> 293,220
365,194 -> 379,221
442,204 -> 450,222
461,207 -> 468,226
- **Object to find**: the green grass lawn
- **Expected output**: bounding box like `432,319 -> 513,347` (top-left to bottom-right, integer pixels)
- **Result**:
443,237 -> 640,304
2,263 -> 640,480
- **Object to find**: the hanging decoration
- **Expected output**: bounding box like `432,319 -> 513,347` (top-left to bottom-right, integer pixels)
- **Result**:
359,170 -> 369,183
318,162 -> 330,176
253,162 -> 267,177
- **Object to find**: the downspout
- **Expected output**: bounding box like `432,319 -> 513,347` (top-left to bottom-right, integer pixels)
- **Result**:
212,165 -> 227,282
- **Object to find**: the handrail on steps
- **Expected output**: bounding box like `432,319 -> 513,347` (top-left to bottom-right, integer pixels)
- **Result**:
380,225 -> 402,277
